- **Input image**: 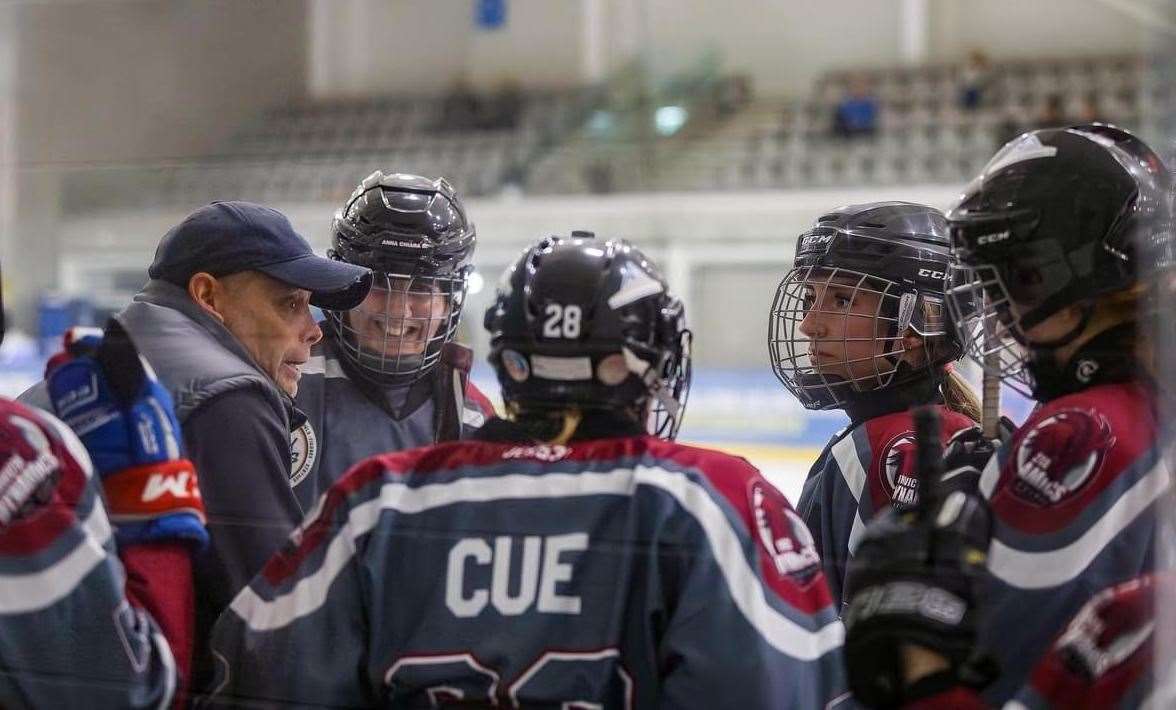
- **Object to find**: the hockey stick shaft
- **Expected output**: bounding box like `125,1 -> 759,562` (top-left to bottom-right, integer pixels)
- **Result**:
981,313 -> 1002,440
914,405 -> 943,516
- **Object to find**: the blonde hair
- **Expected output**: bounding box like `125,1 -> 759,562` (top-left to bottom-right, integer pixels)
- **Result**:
914,299 -> 982,423
942,367 -> 982,422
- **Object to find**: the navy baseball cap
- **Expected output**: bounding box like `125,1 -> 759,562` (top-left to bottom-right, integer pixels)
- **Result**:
149,201 -> 372,310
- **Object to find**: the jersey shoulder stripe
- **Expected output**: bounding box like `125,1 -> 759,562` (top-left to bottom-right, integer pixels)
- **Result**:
0,495 -> 114,615
237,441 -> 844,660
987,455 -> 1169,590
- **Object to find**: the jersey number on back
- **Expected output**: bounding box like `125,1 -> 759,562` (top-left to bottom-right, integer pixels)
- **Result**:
385,649 -> 633,708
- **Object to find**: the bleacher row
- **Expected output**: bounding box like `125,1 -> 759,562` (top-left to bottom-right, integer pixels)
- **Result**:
62,89 -> 597,212
63,53 -> 1173,211
651,53 -> 1161,192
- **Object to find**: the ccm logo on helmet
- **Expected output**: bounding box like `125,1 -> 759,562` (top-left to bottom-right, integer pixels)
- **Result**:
977,230 -> 1012,245
918,268 -> 946,280
800,234 -> 834,248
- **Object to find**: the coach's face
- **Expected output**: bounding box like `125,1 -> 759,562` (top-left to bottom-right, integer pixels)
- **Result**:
193,270 -> 323,396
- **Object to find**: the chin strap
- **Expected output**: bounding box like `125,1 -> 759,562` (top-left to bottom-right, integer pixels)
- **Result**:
547,409 -> 583,446
1028,321 -> 1139,402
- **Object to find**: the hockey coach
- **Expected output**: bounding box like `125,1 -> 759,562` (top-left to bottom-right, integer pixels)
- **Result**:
20,201 -> 372,683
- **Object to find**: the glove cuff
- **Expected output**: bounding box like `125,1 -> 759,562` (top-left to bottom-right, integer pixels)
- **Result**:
102,459 -> 205,524
115,514 -> 210,551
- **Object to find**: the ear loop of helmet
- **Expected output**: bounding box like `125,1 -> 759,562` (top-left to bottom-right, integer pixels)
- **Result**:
868,290 -> 916,390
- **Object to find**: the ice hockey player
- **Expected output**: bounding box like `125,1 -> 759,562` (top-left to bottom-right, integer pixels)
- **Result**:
841,123 -> 1174,707
768,201 -> 981,605
292,171 -> 495,493
208,233 -> 847,708
1,315 -> 208,707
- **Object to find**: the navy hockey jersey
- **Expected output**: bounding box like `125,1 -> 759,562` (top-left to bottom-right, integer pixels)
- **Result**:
210,424 -> 848,708
290,337 -> 495,508
796,405 -> 977,606
976,381 -> 1171,703
0,399 -> 176,709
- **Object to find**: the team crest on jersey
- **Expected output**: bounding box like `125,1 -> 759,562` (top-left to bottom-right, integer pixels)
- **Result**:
0,413 -> 62,525
880,432 -> 920,511
748,481 -> 820,583
1011,409 -> 1115,506
289,421 -> 318,487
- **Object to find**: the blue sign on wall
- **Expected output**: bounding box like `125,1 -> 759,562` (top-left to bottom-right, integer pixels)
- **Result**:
476,0 -> 507,29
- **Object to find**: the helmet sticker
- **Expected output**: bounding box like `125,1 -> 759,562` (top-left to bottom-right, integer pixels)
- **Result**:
530,354 -> 593,381
501,349 -> 530,383
595,353 -> 630,385
984,133 -> 1059,177
607,261 -> 664,309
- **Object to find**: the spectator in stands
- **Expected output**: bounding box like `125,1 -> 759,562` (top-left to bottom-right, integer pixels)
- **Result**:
442,77 -> 481,131
489,80 -> 523,130
958,49 -> 992,110
716,74 -> 752,118
832,76 -> 878,140
1076,92 -> 1103,123
1034,93 -> 1066,128
585,159 -> 614,194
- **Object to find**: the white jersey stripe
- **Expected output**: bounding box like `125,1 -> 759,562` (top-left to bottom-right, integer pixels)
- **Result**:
979,448 -> 1002,499
0,498 -> 114,614
230,466 -> 845,660
831,433 -> 868,556
987,458 -> 1171,590
830,434 -> 867,503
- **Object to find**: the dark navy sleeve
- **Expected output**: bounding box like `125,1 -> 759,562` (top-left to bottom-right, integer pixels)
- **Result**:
184,389 -> 304,621
796,429 -> 864,607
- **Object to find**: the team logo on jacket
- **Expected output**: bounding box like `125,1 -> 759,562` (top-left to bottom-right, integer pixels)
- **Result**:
881,432 -> 920,510
748,481 -> 820,582
289,421 -> 318,487
1011,409 -> 1115,506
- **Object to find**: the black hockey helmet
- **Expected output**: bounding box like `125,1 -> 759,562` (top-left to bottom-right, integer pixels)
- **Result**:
326,171 -> 476,384
484,233 -> 692,439
769,202 -> 961,410
945,124 -> 1173,396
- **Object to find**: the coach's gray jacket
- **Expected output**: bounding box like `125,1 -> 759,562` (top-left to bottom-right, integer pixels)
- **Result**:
20,279 -> 309,678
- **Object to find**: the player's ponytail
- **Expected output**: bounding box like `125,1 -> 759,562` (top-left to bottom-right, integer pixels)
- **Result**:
942,366 -> 982,423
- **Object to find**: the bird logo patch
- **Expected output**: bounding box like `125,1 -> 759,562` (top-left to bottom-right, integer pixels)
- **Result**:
749,480 -> 820,583
1011,409 -> 1114,506
881,432 -> 921,511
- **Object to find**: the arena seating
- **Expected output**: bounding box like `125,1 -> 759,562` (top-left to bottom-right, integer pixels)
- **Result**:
61,53 -> 1165,211
626,53 -> 1152,191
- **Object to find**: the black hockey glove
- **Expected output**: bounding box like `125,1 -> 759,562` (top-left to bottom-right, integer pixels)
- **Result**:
842,408 -> 996,709
934,422 -> 1006,498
